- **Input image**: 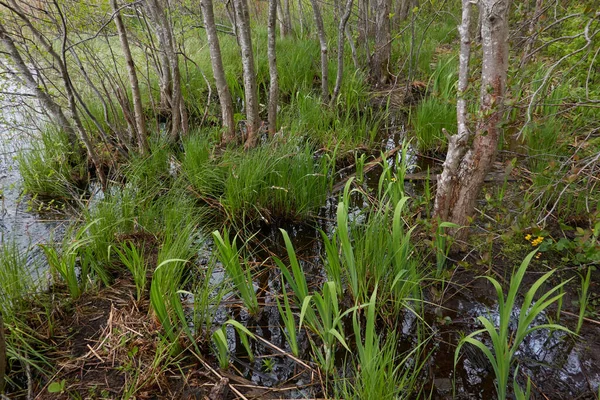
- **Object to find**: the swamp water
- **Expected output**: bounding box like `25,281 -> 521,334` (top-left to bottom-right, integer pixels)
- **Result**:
1,88 -> 599,399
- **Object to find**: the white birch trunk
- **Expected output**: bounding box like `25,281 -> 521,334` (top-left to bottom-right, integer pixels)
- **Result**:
309,0 -> 329,102
233,0 -> 261,148
434,0 -> 511,241
201,0 -> 237,144
331,0 -> 355,104
268,0 -> 279,136
112,0 -> 149,154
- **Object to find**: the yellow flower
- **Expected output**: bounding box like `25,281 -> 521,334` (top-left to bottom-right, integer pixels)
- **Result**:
391,177 -> 397,182
531,236 -> 544,246
525,234 -> 532,241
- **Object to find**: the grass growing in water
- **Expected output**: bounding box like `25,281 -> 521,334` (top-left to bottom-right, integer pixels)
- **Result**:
40,220 -> 108,299
212,229 -> 259,315
18,127 -> 87,200
454,250 -> 571,399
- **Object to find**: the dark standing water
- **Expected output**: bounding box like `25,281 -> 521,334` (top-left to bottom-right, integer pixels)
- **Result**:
0,79 -> 62,269
2,84 -> 599,399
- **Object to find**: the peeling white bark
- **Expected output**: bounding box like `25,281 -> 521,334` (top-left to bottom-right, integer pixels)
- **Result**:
434,0 -> 511,241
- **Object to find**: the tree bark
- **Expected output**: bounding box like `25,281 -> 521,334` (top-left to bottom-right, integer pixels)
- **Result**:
200,0 -> 237,144
112,0 -> 149,154
372,0 -> 391,85
331,0 -> 354,104
267,0 -> 279,136
233,0 -> 261,148
277,0 -> 292,38
145,0 -> 188,141
433,0 -> 511,241
309,0 -> 329,102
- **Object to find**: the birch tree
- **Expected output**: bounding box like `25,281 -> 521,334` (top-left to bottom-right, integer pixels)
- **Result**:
434,0 -> 511,240
112,0 -> 149,154
331,0 -> 354,103
267,0 -> 279,136
233,0 -> 261,148
372,0 -> 391,84
309,0 -> 329,102
145,0 -> 188,140
200,0 -> 236,144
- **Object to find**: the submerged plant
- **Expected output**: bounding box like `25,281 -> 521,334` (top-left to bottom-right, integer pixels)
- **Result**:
454,250 -> 571,399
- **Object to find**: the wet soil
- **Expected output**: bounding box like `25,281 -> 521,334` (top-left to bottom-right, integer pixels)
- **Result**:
2,84 -> 600,399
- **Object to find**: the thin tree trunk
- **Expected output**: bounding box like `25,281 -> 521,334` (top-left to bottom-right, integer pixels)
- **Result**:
112,0 -> 149,154
145,0 -> 173,111
146,0 -> 188,140
201,0 -> 236,144
297,0 -> 306,36
277,0 -> 292,37
345,26 -> 359,69
434,0 -> 511,241
309,0 -> 329,102
331,0 -> 354,104
233,0 -> 261,148
359,0 -> 370,64
0,21 -> 78,148
372,0 -> 391,84
268,0 -> 279,136
52,0 -> 109,188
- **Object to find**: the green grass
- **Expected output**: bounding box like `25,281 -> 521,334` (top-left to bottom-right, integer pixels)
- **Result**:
454,250 -> 571,399
339,288 -> 427,399
150,217 -> 200,345
212,229 -> 259,315
0,242 -> 37,321
18,127 -> 87,200
40,220 -> 109,299
109,241 -> 148,301
183,139 -> 331,226
411,97 -> 455,152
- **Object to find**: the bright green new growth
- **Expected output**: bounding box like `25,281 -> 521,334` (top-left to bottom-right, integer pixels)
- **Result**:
211,319 -> 256,370
576,267 -> 592,334
276,283 -> 300,357
149,219 -> 199,345
299,281 -> 356,373
454,250 -> 571,399
212,229 -> 259,315
40,220 -> 107,299
109,241 -> 147,302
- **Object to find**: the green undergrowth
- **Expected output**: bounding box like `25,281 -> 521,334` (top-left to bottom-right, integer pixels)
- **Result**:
183,136 -> 333,226
18,127 -> 88,201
